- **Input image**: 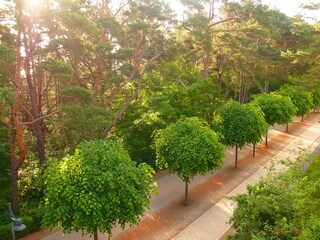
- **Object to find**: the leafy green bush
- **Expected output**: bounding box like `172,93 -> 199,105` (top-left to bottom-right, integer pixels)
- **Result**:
228,154 -> 320,239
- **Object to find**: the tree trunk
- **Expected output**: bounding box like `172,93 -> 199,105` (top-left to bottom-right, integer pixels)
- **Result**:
184,181 -> 189,202
238,72 -> 243,103
253,144 -> 256,157
301,115 -> 304,122
242,76 -> 251,104
235,145 -> 238,167
8,121 -> 19,215
94,228 -> 98,240
265,128 -> 268,147
34,124 -> 46,165
22,17 -> 47,165
264,66 -> 269,93
286,124 -> 289,133
225,67 -> 229,100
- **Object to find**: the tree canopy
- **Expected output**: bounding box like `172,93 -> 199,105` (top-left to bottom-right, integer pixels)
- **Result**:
251,93 -> 297,126
214,100 -> 268,167
277,84 -> 313,121
154,117 -> 225,201
43,140 -> 157,240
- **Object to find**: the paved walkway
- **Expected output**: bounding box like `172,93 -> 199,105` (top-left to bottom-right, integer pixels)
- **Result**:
20,113 -> 320,240
174,117 -> 320,240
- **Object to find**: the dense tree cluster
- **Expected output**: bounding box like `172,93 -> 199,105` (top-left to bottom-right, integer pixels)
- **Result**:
0,0 -> 319,238
228,155 -> 320,239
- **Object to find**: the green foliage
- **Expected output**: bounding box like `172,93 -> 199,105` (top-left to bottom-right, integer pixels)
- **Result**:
214,100 -> 268,148
116,102 -> 166,168
48,87 -> 112,155
60,86 -> 92,105
38,58 -> 72,84
48,104 -> 112,156
0,124 -> 11,240
187,79 -> 224,124
228,154 -> 320,239
43,139 -> 157,238
312,89 -> 320,109
251,93 -> 297,126
277,84 -> 313,117
0,87 -> 14,123
154,117 -> 225,184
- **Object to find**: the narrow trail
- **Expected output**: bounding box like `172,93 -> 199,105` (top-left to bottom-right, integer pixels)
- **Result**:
20,113 -> 320,240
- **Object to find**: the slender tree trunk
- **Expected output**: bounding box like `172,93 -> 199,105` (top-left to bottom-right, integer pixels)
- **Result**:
184,181 -> 189,202
264,66 -> 269,93
34,124 -> 46,165
241,76 -> 250,104
301,115 -> 304,122
22,17 -> 47,165
286,124 -> 289,133
8,2 -> 26,214
225,67 -> 229,100
265,128 -> 268,147
8,121 -> 19,215
238,72 -> 242,103
94,228 -> 98,240
253,144 -> 256,157
235,145 -> 238,167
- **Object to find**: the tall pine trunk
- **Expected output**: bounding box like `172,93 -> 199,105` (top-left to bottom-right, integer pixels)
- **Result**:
22,21 -> 46,165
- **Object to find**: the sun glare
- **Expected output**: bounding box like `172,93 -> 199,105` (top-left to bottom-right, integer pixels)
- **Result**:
24,0 -> 43,10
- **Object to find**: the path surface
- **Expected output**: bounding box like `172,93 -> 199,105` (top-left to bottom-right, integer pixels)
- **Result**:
20,113 -> 320,240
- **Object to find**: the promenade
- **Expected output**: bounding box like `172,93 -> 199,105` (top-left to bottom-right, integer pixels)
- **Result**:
20,113 -> 320,240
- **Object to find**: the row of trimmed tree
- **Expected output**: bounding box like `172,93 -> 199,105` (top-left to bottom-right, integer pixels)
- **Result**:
153,84 -> 319,203
42,85 -> 318,240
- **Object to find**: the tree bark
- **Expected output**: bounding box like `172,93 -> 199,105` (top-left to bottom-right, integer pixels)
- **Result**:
286,124 -> 289,133
253,144 -> 256,157
238,72 -> 243,103
94,228 -> 98,240
265,128 -> 268,147
301,115 -> 304,122
235,145 -> 238,167
225,67 -> 229,100
184,181 -> 189,202
264,66 -> 269,93
8,120 -> 19,215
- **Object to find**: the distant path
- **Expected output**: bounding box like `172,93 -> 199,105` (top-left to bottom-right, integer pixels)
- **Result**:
20,113 -> 320,240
